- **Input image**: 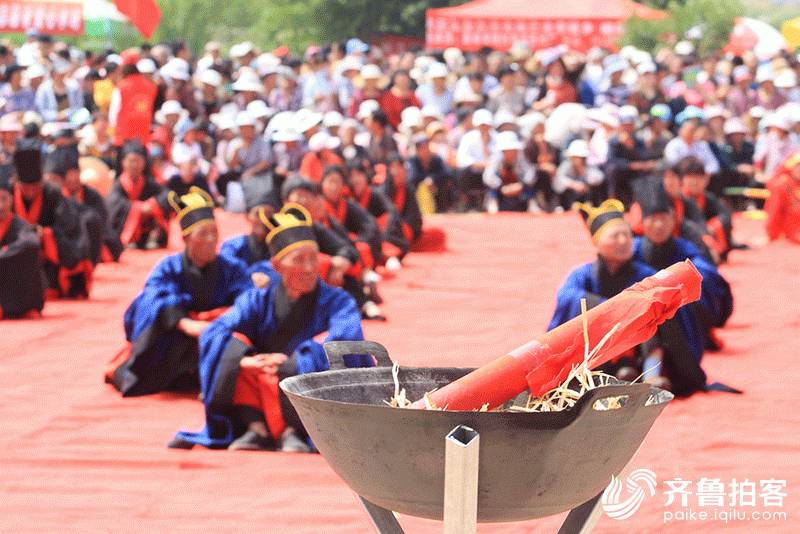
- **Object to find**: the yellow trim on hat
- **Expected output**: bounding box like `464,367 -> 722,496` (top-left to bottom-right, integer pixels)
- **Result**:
591,218 -> 629,243
271,239 -> 318,263
577,199 -> 626,227
260,202 -> 313,243
181,218 -> 216,237
168,186 -> 215,222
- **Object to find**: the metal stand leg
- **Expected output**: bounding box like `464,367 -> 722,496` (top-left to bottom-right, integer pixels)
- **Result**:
359,496 -> 405,534
556,492 -> 604,534
443,425 -> 480,534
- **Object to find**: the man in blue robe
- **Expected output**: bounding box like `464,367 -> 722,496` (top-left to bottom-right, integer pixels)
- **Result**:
106,187 -> 251,397
170,203 -> 374,452
548,200 -> 708,396
632,186 -> 733,351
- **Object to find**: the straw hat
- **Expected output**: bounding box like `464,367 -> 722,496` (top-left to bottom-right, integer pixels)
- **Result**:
198,68 -> 223,87
232,69 -> 263,92
355,64 -> 388,89
566,139 -> 590,158
295,108 -> 323,133
246,99 -> 275,120
271,127 -> 302,143
472,108 -> 493,127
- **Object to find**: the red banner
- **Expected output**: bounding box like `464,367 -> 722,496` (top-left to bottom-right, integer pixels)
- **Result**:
426,15 -> 624,52
0,0 -> 84,36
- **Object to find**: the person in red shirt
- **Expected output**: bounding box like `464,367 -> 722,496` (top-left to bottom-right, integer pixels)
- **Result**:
298,131 -> 343,183
109,49 -> 158,148
765,151 -> 800,243
379,70 -> 420,130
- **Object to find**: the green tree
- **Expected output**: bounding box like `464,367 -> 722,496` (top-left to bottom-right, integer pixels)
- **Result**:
621,0 -> 744,54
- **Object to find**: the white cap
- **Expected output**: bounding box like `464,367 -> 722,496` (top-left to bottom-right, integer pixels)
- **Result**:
674,40 -> 695,56
235,111 -> 257,128
774,70 -> 797,89
199,68 -> 223,87
339,55 -> 363,74
756,66 -> 774,84
453,86 -> 482,104
762,113 -> 791,131
246,99 -> 274,120
161,58 -> 190,81
493,110 -> 516,128
723,118 -> 748,135
308,131 -> 341,152
587,108 -> 620,128
495,131 -> 522,151
637,62 -> 657,75
426,62 -> 448,79
749,106 -> 767,119
566,139 -> 590,158
171,143 -> 196,165
271,127 -> 302,142
230,41 -> 255,58
213,114 -> 237,132
360,64 -> 384,80
159,100 -> 184,116
401,106 -> 422,126
733,65 -> 752,82
356,99 -> 381,120
52,59 -> 71,74
421,105 -> 443,120
136,58 -> 157,74
255,53 -> 280,76
266,111 -> 295,135
323,110 -> 344,128
704,105 -> 728,120
472,108 -> 493,127
26,64 -> 46,78
295,108 -> 323,133
517,111 -> 545,133
618,105 -> 639,124
232,69 -> 263,92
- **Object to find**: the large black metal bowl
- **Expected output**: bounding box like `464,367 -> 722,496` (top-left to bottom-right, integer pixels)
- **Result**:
280,341 -> 672,523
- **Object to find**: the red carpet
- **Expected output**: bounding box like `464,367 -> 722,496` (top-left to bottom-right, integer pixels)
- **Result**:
1,212 -> 797,533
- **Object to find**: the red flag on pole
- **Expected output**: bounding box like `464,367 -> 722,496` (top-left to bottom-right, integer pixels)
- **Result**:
114,0 -> 161,39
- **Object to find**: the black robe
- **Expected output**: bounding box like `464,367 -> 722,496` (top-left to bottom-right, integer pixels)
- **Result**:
105,176 -> 170,249
0,214 -> 44,317
69,185 -> 123,263
14,182 -> 92,298
356,187 -> 410,258
380,178 -> 423,241
327,199 -> 383,264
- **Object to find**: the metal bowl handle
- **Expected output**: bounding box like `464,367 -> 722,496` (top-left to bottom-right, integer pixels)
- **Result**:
323,340 -> 393,370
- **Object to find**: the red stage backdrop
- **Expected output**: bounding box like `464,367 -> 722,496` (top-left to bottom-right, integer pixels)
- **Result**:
0,0 -> 83,36
426,0 -> 667,52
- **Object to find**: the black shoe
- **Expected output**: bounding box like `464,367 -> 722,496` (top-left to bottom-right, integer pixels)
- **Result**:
228,430 -> 275,451
167,437 -> 195,449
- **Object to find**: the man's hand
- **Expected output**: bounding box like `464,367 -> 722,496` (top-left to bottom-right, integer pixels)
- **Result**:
570,181 -> 589,194
140,201 -> 152,215
500,182 -> 523,196
251,272 -> 271,288
240,353 -> 288,375
177,318 -> 211,338
328,256 -> 352,286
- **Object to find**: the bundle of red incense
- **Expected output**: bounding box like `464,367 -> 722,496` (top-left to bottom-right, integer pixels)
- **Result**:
410,260 -> 702,411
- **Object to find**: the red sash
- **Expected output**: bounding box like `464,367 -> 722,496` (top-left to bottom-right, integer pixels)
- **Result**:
0,212 -> 11,244
13,185 -> 42,225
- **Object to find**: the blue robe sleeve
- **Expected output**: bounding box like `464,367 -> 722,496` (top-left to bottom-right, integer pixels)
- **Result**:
675,239 -> 733,328
124,255 -> 191,341
219,235 -> 250,266
548,265 -> 595,331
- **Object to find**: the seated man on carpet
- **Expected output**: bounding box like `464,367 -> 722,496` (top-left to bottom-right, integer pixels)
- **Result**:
105,140 -> 170,250
548,199 -> 708,396
12,139 -> 93,299
106,187 -> 251,397
0,172 -> 44,318
282,177 -> 385,320
170,203 -> 374,451
346,159 -> 409,271
44,145 -> 123,264
632,187 -> 734,351
677,156 -> 739,262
